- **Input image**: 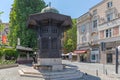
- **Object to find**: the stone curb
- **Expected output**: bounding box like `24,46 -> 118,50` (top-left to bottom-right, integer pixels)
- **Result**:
0,64 -> 18,69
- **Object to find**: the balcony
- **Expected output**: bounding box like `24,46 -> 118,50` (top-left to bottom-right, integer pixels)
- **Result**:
98,17 -> 120,31
91,28 -> 98,33
88,40 -> 100,47
77,42 -> 89,49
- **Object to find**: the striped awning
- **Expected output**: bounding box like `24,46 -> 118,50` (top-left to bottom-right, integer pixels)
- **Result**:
74,50 -> 87,54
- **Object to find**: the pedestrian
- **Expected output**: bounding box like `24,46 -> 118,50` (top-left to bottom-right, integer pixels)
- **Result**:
32,54 -> 37,63
69,52 -> 72,61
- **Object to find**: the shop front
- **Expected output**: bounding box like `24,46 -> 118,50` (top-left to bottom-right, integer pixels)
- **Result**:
74,50 -> 90,62
90,50 -> 99,63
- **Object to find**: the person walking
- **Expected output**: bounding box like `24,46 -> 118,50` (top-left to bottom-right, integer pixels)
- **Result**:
69,52 -> 72,61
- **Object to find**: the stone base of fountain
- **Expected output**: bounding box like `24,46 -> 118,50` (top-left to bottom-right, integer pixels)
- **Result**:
18,64 -> 83,80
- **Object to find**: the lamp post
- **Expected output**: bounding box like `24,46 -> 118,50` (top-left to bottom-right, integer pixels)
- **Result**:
116,46 -> 120,74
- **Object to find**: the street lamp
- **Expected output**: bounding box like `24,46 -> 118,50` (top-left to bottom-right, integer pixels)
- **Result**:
116,46 -> 120,74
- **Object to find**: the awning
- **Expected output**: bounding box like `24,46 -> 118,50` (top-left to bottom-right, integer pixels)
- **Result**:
74,50 -> 87,54
16,46 -> 33,52
62,53 -> 77,56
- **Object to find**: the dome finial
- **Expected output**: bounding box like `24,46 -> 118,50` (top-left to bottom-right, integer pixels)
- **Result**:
41,2 -> 59,13
48,2 -> 51,7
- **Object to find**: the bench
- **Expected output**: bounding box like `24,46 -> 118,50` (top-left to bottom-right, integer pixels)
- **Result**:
33,64 -> 52,71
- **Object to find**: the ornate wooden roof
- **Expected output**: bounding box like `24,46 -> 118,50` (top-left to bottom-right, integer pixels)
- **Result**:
27,12 -> 72,29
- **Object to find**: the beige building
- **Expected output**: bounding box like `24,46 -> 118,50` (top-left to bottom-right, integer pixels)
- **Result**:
96,0 -> 120,64
77,0 -> 120,64
77,12 -> 91,62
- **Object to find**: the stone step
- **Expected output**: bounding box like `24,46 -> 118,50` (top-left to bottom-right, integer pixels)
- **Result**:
48,71 -> 81,79
19,70 -> 44,78
20,68 -> 78,75
19,69 -> 83,80
51,72 -> 83,80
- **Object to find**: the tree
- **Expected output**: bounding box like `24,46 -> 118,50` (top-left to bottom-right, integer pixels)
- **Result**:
8,0 -> 46,48
0,24 -> 4,45
0,11 -> 4,31
64,38 -> 74,53
0,23 -> 4,31
0,11 -> 4,16
0,11 -> 4,45
63,19 -> 77,53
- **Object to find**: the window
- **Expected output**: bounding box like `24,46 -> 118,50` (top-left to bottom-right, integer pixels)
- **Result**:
109,29 -> 112,37
51,38 -> 57,49
106,29 -> 112,38
93,20 -> 97,28
52,27 -> 58,33
82,36 -> 86,43
107,54 -> 112,63
81,25 -> 85,33
107,13 -> 113,21
42,38 -> 49,49
107,2 -> 112,8
41,27 -> 48,33
92,54 -> 96,60
93,9 -> 97,15
106,29 -> 109,37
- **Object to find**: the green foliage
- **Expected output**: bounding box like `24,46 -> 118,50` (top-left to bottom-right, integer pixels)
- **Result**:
0,11 -> 4,22
0,48 -> 18,60
64,39 -> 74,52
8,0 -> 46,48
0,60 -> 15,65
63,19 -> 77,53
0,23 -> 5,45
0,11 -> 4,15
3,48 -> 18,60
0,48 -> 3,58
0,24 -> 4,31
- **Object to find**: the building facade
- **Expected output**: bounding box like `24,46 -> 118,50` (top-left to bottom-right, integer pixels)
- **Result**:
97,0 -> 120,64
77,0 -> 120,64
77,12 -> 91,62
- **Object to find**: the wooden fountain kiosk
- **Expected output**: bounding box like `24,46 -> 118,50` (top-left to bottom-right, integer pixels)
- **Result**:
27,6 -> 72,71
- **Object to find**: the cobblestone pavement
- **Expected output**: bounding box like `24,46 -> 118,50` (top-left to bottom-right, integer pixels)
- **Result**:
63,60 -> 120,80
0,60 -> 120,80
0,64 -> 82,80
0,65 -> 44,80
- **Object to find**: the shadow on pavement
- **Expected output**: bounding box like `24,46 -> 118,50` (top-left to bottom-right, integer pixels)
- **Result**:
82,73 -> 101,80
65,64 -> 78,69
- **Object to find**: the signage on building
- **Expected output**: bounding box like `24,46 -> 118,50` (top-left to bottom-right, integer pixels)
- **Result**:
2,35 -> 7,44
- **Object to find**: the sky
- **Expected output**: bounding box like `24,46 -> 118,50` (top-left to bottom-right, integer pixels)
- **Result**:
0,0 -> 102,23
